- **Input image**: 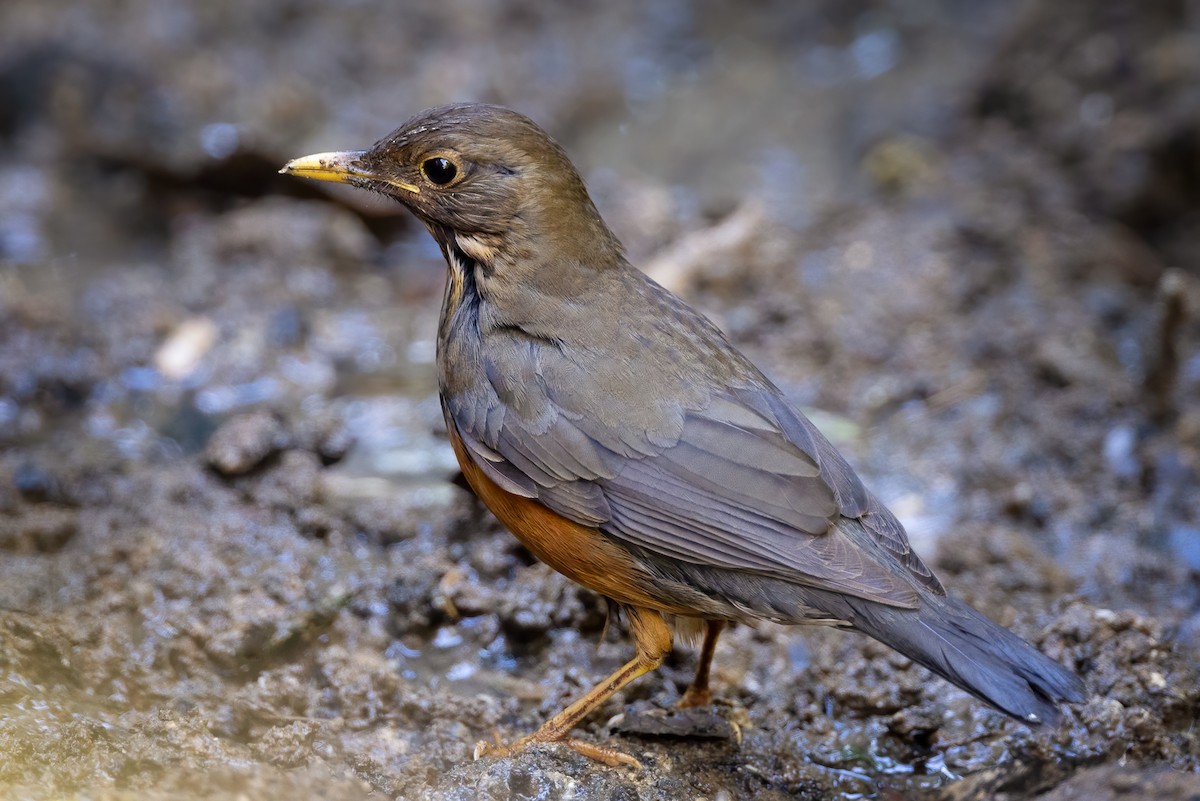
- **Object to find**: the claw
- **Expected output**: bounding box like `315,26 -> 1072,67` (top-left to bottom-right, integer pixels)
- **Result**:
473,734 -> 641,769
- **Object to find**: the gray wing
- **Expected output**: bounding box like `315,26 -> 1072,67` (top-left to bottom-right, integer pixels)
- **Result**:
600,389 -> 942,604
446,329 -> 941,610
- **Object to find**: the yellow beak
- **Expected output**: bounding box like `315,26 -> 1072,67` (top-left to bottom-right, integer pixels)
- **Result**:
279,151 -> 420,195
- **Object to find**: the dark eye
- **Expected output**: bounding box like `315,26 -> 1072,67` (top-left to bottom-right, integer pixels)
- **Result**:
421,157 -> 458,185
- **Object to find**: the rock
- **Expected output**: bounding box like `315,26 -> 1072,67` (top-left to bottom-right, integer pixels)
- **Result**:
204,410 -> 286,476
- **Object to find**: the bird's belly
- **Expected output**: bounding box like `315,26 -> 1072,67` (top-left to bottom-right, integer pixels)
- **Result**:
446,419 -> 703,615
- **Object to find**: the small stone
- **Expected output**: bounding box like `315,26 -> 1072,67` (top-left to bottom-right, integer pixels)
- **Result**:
610,706 -> 737,741
155,317 -> 218,380
204,410 -> 286,476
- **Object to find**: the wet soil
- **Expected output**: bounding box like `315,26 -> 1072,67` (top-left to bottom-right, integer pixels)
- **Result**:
1,1 -> 1198,799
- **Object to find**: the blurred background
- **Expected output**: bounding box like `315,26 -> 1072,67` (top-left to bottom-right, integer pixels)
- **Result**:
1,1 -> 1198,799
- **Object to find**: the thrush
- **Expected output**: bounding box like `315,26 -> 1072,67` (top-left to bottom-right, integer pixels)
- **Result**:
282,103 -> 1086,768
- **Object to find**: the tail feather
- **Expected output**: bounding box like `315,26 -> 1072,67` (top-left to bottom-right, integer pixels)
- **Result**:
623,545 -> 1086,723
843,592 -> 1086,724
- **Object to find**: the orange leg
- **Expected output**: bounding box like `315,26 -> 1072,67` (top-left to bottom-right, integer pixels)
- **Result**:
677,620 -> 724,708
474,606 -> 672,769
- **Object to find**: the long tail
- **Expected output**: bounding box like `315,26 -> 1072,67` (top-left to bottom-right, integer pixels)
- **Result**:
840,591 -> 1086,724
623,542 -> 1086,723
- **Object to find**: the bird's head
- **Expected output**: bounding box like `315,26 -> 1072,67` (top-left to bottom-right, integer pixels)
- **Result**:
281,103 -> 620,268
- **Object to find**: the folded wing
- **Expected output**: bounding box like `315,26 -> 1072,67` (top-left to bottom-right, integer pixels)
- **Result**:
447,336 -> 941,610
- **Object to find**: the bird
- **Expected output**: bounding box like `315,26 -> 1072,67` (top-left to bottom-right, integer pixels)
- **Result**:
281,102 -> 1086,768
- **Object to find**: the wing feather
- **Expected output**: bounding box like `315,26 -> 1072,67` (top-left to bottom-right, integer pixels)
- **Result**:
444,322 -> 938,610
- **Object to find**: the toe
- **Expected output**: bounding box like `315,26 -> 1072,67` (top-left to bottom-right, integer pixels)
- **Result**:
565,738 -> 643,769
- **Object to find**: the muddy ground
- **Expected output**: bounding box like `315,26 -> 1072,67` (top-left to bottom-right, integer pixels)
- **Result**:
1,1 -> 1198,799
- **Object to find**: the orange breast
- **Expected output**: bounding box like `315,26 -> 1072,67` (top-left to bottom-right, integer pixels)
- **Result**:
447,420 -> 696,615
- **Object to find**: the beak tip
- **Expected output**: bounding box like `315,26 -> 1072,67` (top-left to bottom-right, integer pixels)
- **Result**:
278,157 -> 302,176
277,151 -> 368,185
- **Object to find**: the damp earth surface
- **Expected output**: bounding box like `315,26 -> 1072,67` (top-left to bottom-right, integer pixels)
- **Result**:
1,1 -> 1198,799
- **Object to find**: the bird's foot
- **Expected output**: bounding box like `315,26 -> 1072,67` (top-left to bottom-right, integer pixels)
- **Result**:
675,686 -> 712,709
474,732 -> 641,769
